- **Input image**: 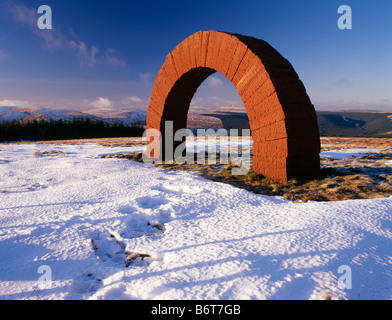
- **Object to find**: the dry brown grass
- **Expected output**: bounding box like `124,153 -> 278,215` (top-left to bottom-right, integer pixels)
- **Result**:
33,148 -> 68,157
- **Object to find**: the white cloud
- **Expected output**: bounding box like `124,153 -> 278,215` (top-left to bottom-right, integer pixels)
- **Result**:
209,96 -> 242,106
104,48 -> 126,67
126,96 -> 142,103
120,96 -> 143,106
4,3 -> 63,51
190,95 -> 242,107
90,97 -> 112,109
67,40 -> 99,67
139,73 -> 152,83
0,99 -> 30,107
207,76 -> 223,87
3,2 -> 126,68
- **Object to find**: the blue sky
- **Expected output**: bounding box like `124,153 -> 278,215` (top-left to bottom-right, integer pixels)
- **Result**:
0,0 -> 391,111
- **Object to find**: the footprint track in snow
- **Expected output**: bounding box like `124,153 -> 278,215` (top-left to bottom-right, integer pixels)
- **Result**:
89,192 -> 175,274
135,196 -> 169,209
89,229 -> 157,268
89,207 -> 166,269
71,272 -> 103,297
152,183 -> 204,195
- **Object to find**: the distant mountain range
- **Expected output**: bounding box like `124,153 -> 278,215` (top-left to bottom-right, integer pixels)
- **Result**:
0,106 -> 147,126
1,106 -> 392,137
316,111 -> 392,137
201,110 -> 392,137
0,106 -> 226,129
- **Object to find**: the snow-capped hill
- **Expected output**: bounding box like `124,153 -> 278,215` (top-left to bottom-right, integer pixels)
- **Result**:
19,112 -> 53,123
0,106 -> 22,113
0,106 -> 147,126
0,110 -> 35,123
84,109 -> 147,125
108,111 -> 147,125
187,114 -> 223,129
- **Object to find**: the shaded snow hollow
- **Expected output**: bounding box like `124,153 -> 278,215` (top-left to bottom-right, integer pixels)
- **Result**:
0,143 -> 391,300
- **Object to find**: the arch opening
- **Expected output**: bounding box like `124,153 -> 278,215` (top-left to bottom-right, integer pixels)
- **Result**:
161,67 -> 216,135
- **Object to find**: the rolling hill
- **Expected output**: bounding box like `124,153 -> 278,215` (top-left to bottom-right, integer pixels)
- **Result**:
0,107 -> 147,126
201,110 -> 392,137
1,106 -> 392,137
317,111 -> 392,137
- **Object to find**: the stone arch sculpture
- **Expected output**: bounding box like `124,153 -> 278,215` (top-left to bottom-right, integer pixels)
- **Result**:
146,30 -> 320,183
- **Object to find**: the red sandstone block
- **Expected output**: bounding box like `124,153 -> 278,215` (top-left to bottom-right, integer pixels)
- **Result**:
253,134 -> 320,158
154,65 -> 177,94
250,103 -> 286,130
185,34 -> 199,69
247,91 -> 281,117
246,78 -> 277,107
252,154 -> 288,183
250,113 -> 280,133
164,54 -> 180,82
236,63 -> 269,102
149,85 -> 168,110
259,139 -> 289,157
151,69 -> 167,94
206,31 -> 221,68
225,41 -> 248,81
252,154 -> 321,183
253,154 -> 321,183
147,105 -> 163,120
187,44 -> 199,70
192,31 -> 203,66
146,109 -> 163,130
213,32 -> 233,75
251,103 -> 305,130
251,111 -> 319,139
231,48 -> 252,85
257,120 -> 288,141
195,31 -> 210,67
232,49 -> 257,86
216,34 -> 238,77
171,42 -> 190,77
151,67 -> 177,92
147,97 -> 164,115
149,88 -> 165,111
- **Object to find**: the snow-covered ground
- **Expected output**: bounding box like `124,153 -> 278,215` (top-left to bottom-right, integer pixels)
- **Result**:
0,143 -> 391,300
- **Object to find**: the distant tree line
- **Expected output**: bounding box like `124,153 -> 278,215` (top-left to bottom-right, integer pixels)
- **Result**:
0,118 -> 145,142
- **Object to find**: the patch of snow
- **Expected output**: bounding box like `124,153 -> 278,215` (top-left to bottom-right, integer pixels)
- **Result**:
321,148 -> 379,160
